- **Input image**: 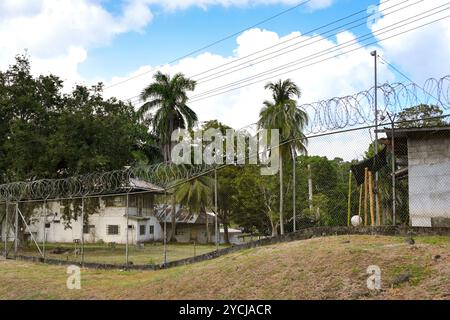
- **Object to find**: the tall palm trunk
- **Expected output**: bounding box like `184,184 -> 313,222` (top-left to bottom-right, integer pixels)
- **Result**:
167,113 -> 174,163
279,155 -> 284,235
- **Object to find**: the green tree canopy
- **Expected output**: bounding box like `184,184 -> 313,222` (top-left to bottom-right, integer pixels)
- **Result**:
257,79 -> 308,235
397,104 -> 447,128
139,72 -> 198,163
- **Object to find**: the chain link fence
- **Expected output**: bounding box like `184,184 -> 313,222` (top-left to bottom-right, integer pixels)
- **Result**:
1,120 -> 449,267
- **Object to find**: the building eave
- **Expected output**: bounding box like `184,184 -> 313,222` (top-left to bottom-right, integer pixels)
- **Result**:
379,125 -> 450,138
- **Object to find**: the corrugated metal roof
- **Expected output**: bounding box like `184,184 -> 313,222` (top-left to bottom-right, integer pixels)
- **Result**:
128,178 -> 165,193
154,206 -> 217,224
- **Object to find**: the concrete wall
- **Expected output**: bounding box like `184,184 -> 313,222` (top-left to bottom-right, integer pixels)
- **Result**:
408,136 -> 450,227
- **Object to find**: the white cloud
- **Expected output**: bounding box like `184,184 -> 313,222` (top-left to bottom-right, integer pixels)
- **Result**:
105,27 -> 394,160
371,0 -> 450,83
103,0 -> 450,160
108,27 -> 392,122
0,0 -> 153,84
2,0 -> 448,160
0,0 -> 43,18
0,0 -> 335,84
146,0 -> 334,11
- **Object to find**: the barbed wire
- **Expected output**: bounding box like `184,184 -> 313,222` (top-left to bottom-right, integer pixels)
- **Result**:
1,76 -> 449,202
303,75 -> 450,134
0,163 -> 218,202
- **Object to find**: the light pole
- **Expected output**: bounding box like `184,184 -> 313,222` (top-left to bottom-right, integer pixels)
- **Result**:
371,50 -> 380,226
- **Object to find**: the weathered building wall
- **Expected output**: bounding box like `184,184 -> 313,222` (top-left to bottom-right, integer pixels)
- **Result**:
168,224 -> 213,244
408,135 -> 450,227
24,199 -> 164,244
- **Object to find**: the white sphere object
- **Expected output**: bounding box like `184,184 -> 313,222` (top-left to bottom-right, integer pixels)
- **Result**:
351,215 -> 362,227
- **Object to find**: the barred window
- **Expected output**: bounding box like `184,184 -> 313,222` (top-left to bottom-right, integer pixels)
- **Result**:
139,225 -> 146,236
105,196 -> 125,207
129,195 -> 137,207
143,194 -> 154,209
83,225 -> 95,234
149,225 -> 154,235
107,225 -> 119,235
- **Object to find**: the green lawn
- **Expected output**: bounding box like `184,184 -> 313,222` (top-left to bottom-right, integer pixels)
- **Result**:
1,242 -> 229,265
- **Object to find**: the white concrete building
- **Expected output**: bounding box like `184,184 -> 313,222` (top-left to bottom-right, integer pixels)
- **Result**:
155,207 -> 242,244
383,126 -> 450,227
219,228 -> 244,245
1,179 -> 242,245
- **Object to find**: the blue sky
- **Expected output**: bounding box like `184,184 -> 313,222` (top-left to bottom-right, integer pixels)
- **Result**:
80,0 -> 377,79
0,0 -> 448,159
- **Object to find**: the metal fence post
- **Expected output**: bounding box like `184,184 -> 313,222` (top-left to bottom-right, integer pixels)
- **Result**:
126,193 -> 129,266
163,194 -> 167,266
14,203 -> 18,255
81,197 -> 85,266
214,169 -> 218,251
371,50 -> 380,226
390,116 -> 397,226
347,170 -> 352,227
292,150 -> 296,232
164,210 -> 167,265
3,201 -> 8,258
308,164 -> 313,213
43,200 -> 47,262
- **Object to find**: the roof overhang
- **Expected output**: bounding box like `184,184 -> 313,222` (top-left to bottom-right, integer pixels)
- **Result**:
379,126 -> 450,138
126,216 -> 151,221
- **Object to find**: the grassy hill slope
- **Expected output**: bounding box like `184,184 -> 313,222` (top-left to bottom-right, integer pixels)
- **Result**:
0,235 -> 449,300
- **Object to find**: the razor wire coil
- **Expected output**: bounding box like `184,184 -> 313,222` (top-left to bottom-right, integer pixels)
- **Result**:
1,76 -> 449,202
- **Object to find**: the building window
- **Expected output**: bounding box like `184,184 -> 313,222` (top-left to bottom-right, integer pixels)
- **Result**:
139,225 -> 146,236
105,196 -> 125,207
149,225 -> 154,235
143,194 -> 154,209
129,195 -> 137,207
107,225 -> 119,235
83,225 -> 95,234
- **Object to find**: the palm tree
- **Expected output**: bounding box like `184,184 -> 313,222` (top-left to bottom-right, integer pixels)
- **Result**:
174,176 -> 213,243
139,71 -> 198,163
257,79 -> 308,235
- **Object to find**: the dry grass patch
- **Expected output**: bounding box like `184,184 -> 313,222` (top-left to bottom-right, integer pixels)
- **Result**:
0,235 -> 449,300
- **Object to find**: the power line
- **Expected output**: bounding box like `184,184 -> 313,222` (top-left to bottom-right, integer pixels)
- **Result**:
193,0 -> 416,84
103,0 -> 314,91
379,55 -> 442,105
187,8 -> 450,103
190,0 -> 402,80
189,3 -> 449,100
122,0 -> 405,103
126,3 -> 447,104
